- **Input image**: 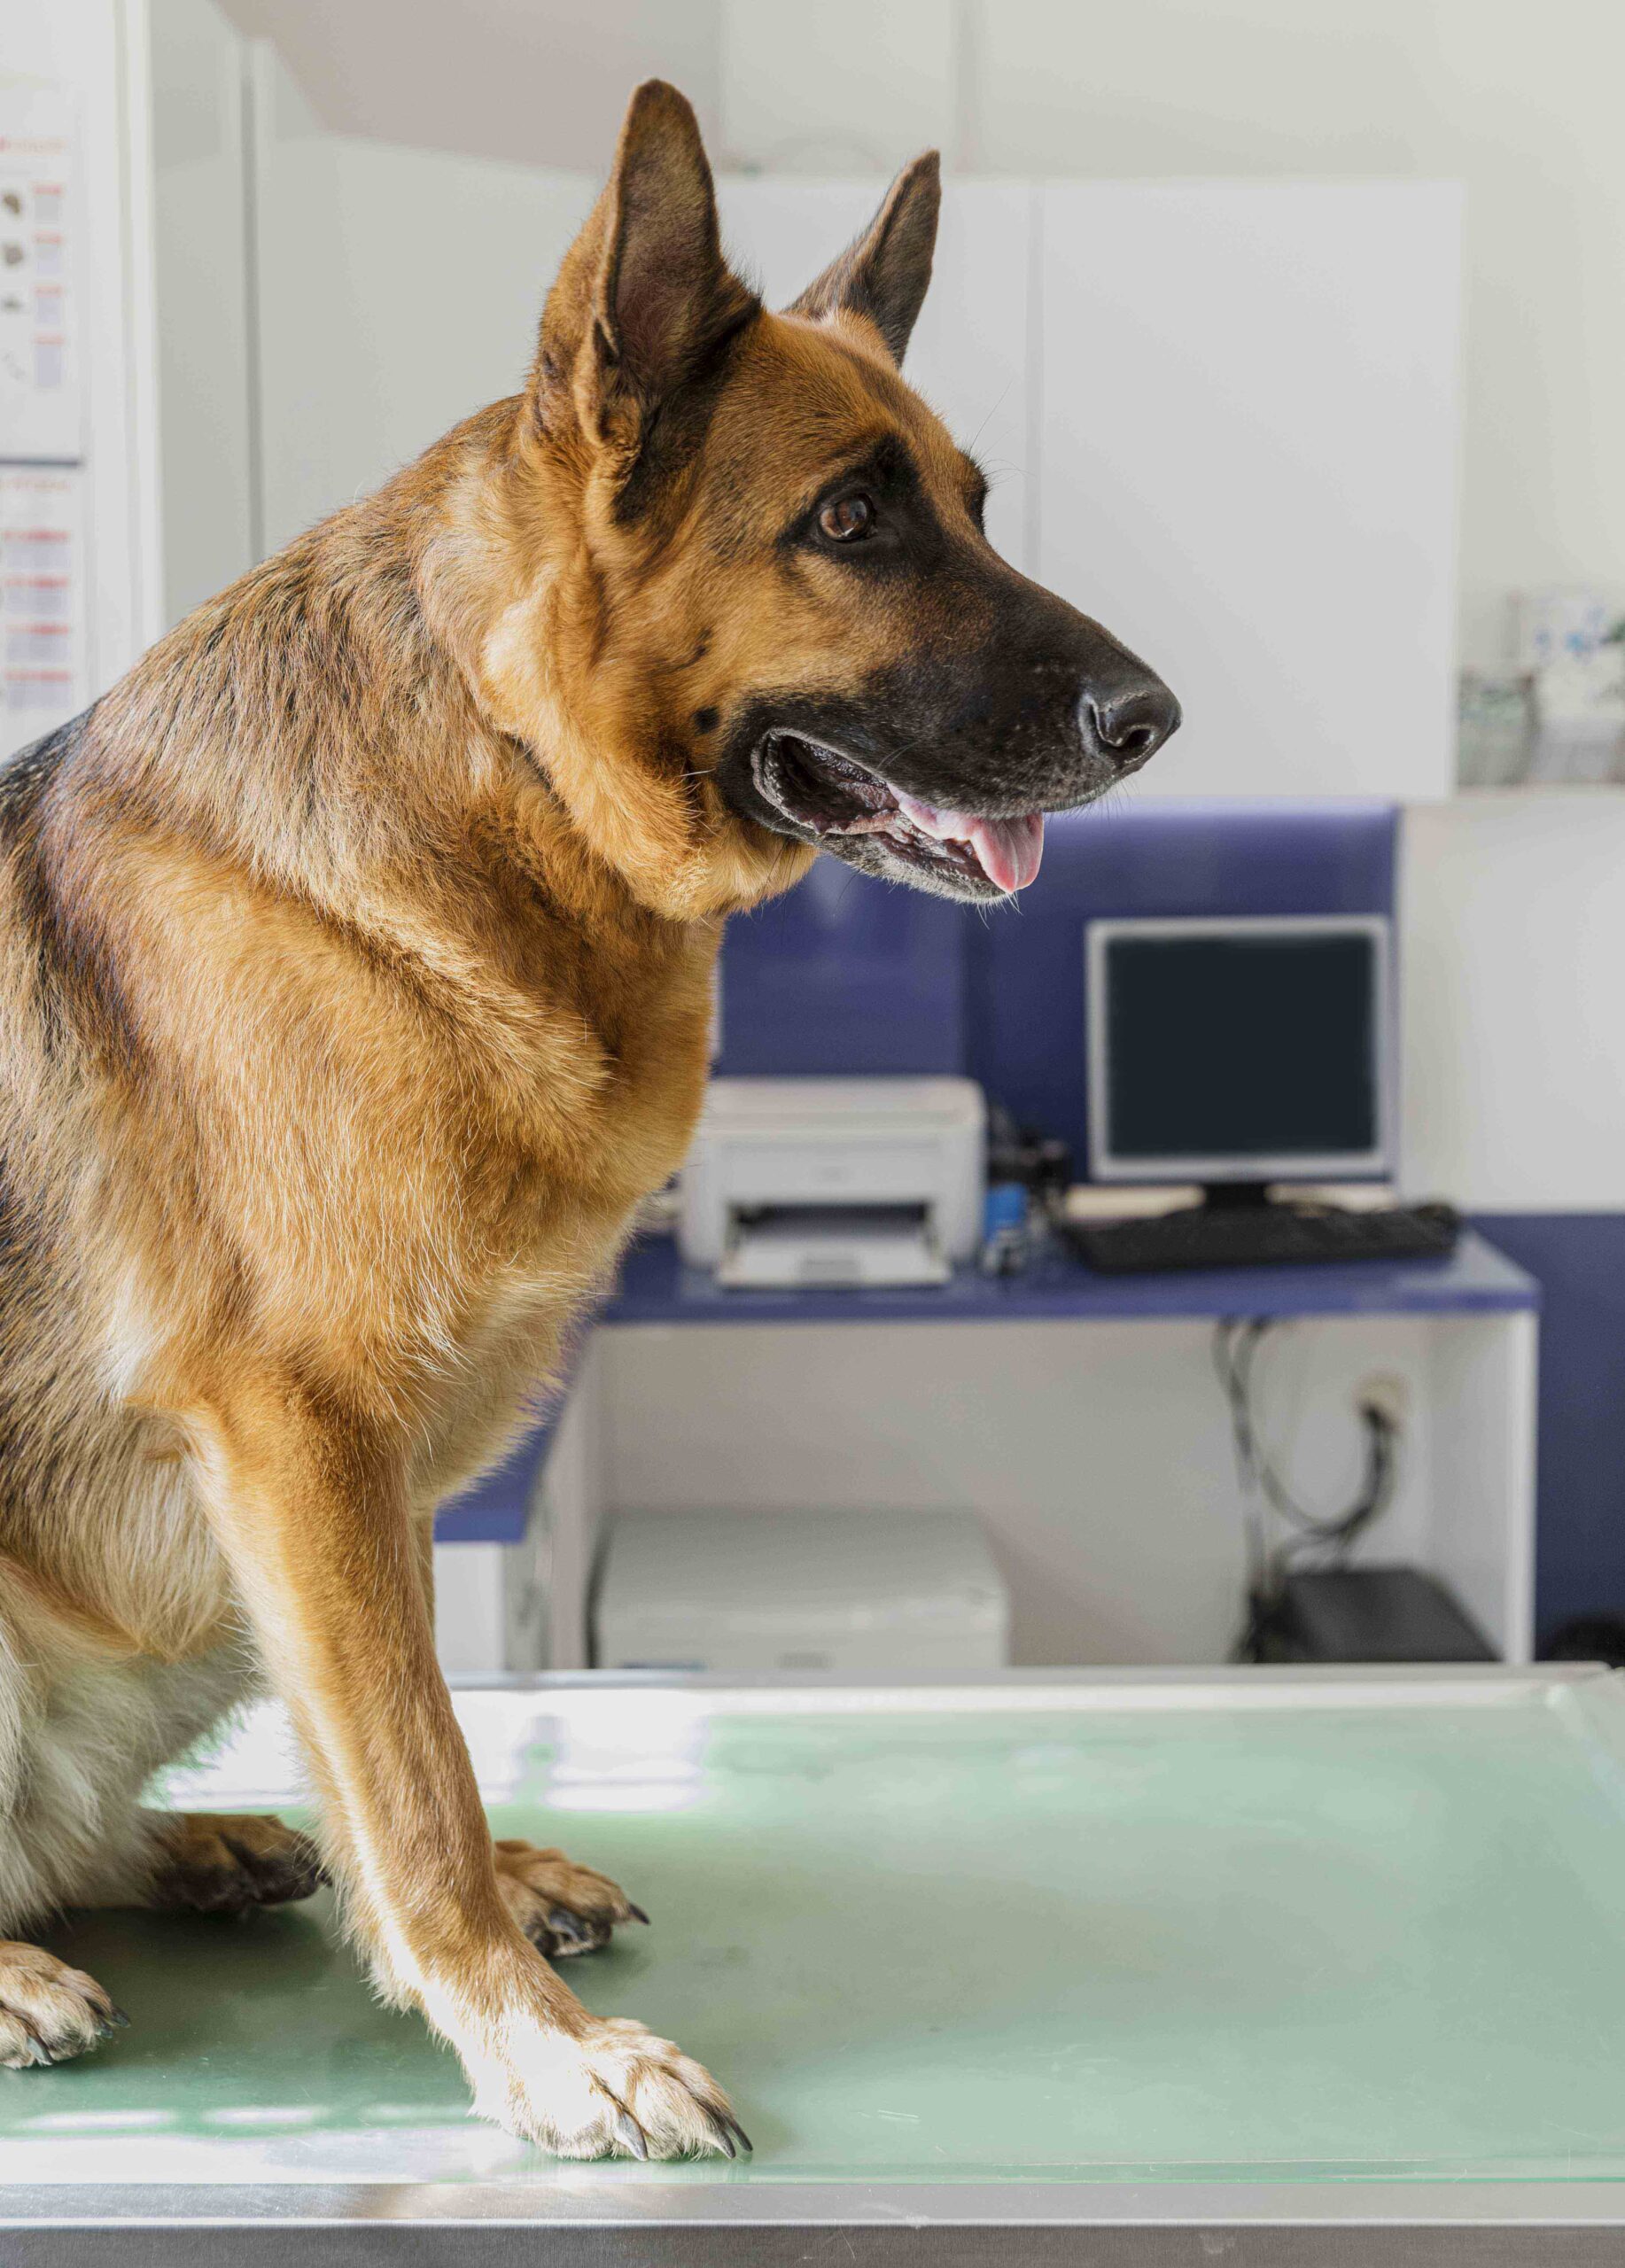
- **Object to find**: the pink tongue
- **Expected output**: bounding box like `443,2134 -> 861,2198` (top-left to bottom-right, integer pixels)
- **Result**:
893,790 -> 1046,894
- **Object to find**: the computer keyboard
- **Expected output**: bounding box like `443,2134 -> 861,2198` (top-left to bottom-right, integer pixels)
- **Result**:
1066,1200 -> 1461,1276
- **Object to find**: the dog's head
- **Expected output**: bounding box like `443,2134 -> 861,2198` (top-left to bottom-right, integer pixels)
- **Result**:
490,82 -> 1178,915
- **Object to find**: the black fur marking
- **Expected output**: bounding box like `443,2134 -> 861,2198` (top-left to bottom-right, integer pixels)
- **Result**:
0,704 -> 145,1075
0,705 -> 95,826
0,1156 -> 71,1522
691,706 -> 719,734
610,304 -> 761,532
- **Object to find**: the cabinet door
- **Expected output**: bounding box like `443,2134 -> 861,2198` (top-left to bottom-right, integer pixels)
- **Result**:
1038,183 -> 1460,800
717,177 -> 1035,572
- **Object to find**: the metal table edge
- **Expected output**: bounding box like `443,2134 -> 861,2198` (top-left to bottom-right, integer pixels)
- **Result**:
6,2178 -> 1625,2229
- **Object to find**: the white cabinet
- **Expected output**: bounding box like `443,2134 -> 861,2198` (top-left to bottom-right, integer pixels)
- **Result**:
1037,183 -> 1461,801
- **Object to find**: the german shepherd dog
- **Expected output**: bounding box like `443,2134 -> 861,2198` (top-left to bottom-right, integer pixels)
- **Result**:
0,83 -> 1177,2155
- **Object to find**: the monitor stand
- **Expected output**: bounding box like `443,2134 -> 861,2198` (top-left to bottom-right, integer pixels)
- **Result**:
1193,1180 -> 1278,1214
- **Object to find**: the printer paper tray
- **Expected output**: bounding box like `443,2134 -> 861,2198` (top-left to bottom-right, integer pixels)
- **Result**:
718,1205 -> 949,1289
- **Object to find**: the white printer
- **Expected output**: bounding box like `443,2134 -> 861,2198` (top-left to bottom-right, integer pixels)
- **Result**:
678,1076 -> 985,1289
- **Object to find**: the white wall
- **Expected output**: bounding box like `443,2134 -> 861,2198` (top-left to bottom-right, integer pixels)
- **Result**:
1401,796 -> 1625,1211
250,45 -> 593,556
215,0 -> 722,175
149,0 -> 254,624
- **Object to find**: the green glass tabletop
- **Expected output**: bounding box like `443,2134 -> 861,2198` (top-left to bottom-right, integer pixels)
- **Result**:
10,1674 -> 1625,2188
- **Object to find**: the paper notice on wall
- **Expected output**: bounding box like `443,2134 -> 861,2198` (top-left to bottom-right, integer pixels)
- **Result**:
0,84 -> 81,462
1,462 -> 88,754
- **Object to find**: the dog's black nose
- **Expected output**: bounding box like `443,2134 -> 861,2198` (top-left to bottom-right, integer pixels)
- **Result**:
1079,675 -> 1182,773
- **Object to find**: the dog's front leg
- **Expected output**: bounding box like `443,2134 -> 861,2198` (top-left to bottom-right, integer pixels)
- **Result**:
191,1379 -> 742,2159
408,1509 -> 646,1958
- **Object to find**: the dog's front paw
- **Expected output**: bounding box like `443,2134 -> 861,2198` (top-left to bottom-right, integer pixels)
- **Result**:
0,1942 -> 128,2068
492,1839 -> 649,1958
476,2012 -> 750,2160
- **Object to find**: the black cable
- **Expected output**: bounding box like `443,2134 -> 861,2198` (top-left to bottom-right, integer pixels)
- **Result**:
1214,1317 -> 1401,1660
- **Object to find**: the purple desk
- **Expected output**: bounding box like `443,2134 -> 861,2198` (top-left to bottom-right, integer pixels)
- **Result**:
606,1227 -> 1536,1328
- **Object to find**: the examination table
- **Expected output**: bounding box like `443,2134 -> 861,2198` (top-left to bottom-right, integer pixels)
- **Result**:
6,1667 -> 1625,2263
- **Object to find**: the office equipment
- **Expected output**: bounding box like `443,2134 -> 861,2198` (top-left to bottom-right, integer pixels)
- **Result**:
678,1076 -> 985,1289
1078,912 -> 1458,1275
594,1508 -> 1008,1674
1263,1564 -> 1496,1662
1087,913 -> 1395,1187
1069,1197 -> 1459,1275
17,1668 -> 1625,2259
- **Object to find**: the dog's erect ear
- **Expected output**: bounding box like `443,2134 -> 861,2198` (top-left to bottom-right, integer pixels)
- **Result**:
788,152 -> 942,363
533,81 -> 757,445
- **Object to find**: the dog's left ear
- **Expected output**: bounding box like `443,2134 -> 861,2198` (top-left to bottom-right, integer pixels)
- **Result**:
788,152 -> 942,363
533,81 -> 758,446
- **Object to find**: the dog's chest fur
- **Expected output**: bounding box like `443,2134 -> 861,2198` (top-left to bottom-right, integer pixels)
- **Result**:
241,875 -> 717,1515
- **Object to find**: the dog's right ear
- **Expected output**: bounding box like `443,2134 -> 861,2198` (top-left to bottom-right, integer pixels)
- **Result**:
532,81 -> 758,451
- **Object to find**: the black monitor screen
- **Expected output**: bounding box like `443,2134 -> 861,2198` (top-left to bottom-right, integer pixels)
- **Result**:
1099,927 -> 1383,1169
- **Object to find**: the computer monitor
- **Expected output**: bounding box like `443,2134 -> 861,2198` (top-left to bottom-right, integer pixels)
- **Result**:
1085,914 -> 1393,1186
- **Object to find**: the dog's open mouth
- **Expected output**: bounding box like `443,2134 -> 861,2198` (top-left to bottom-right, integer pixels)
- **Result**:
752,733 -> 1044,895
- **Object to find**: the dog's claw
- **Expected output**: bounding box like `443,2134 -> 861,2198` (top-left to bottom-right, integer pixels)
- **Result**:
722,2116 -> 754,2155
703,2109 -> 737,2158
626,1902 -> 650,1925
597,2087 -> 650,2161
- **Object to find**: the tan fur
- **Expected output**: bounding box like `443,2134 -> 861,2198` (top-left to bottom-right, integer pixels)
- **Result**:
0,84 -> 1025,2154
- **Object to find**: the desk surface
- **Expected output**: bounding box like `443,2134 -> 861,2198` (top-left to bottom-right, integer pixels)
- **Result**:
8,1670 -> 1625,2260
607,1225 -> 1538,1326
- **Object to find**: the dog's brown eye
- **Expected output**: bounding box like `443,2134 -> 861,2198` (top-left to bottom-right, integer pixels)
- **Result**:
818,493 -> 876,543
